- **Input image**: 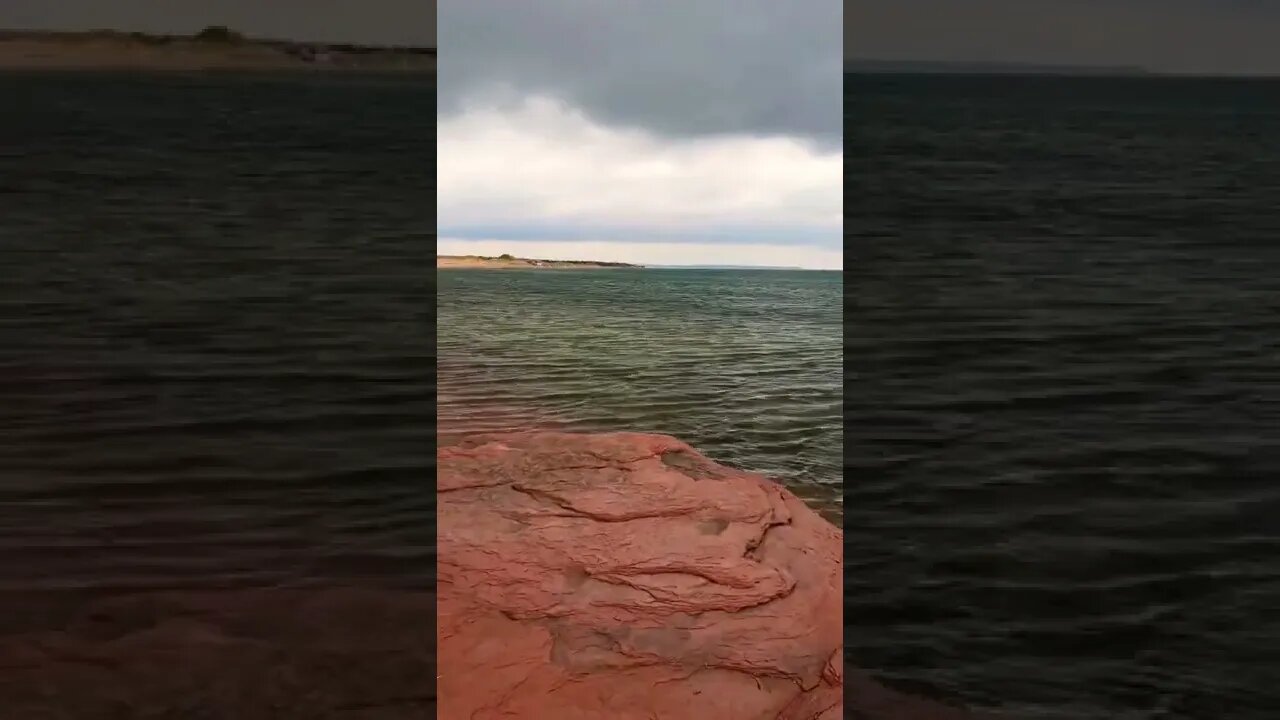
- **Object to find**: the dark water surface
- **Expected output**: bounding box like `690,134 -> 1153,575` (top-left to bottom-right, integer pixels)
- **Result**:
0,72 -> 434,590
437,268 -> 843,518
849,74 -> 1280,718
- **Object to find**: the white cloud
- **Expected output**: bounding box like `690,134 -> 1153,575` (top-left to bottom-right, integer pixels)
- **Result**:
437,238 -> 842,271
437,94 -> 842,241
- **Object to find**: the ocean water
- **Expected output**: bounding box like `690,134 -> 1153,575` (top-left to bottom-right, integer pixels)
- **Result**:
437,268 -> 843,518
0,71 -> 435,590
849,73 -> 1280,719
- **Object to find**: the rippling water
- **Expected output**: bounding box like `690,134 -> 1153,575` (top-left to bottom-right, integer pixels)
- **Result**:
849,73 -> 1280,718
0,71 -> 434,591
437,268 -> 843,517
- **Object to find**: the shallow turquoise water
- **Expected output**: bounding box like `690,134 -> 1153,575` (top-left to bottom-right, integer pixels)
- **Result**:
437,268 -> 843,517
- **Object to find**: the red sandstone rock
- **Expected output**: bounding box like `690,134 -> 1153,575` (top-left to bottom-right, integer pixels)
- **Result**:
438,431 -> 984,720
0,431 -> 987,719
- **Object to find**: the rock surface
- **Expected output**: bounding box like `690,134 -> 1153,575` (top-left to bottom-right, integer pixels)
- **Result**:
0,431 -> 988,719
439,431 -> 983,719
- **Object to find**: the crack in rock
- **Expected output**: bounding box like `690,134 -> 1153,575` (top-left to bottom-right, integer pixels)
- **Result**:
439,431 -> 850,719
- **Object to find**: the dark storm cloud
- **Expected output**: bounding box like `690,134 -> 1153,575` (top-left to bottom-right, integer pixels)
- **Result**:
849,0 -> 1280,75
0,0 -> 434,45
438,0 -> 843,145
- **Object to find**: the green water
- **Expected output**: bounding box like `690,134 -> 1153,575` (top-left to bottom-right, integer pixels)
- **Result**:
437,268 -> 842,516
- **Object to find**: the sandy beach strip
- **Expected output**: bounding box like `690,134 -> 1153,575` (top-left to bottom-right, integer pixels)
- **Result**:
437,255 -> 641,269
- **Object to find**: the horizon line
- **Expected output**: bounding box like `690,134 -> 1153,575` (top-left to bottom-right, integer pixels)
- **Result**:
846,58 -> 1280,79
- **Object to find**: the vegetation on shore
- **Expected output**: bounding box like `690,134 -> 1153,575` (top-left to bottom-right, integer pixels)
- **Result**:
193,26 -> 245,44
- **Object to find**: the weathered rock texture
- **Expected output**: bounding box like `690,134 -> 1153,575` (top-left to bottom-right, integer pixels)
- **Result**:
0,431 -> 987,719
439,431 -> 984,719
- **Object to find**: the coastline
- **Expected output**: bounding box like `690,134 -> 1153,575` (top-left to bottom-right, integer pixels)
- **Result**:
0,30 -> 435,73
0,431 -> 981,718
437,430 -> 985,719
437,255 -> 642,269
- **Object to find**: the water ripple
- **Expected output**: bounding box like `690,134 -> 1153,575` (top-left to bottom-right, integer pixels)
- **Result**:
438,268 -> 843,518
0,71 -> 434,592
849,73 -> 1280,718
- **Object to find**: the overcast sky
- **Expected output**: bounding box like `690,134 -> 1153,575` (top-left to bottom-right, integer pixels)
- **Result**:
850,0 -> 1280,75
438,0 -> 842,270
0,0 -> 435,45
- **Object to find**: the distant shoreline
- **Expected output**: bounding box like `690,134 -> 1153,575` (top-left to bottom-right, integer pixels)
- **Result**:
846,59 -> 1150,77
0,29 -> 435,73
846,59 -> 1280,80
437,255 -> 643,270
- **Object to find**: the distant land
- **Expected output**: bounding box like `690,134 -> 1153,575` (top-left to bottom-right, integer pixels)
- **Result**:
0,27 -> 435,72
847,59 -> 1151,76
437,255 -> 642,270
647,264 -> 810,270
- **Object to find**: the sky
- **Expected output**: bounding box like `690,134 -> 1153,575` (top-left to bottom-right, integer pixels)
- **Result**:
850,0 -> 1280,76
438,0 -> 843,270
